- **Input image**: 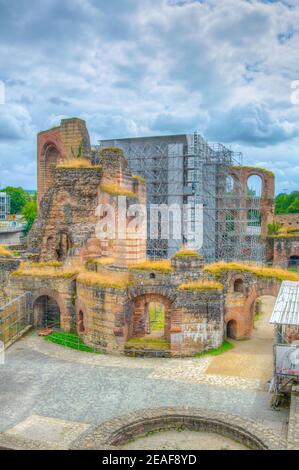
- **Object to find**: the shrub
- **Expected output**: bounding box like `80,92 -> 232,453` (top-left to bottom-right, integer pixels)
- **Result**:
0,244 -> 13,258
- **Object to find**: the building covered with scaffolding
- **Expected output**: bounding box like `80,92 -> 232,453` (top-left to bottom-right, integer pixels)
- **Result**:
97,133 -> 274,263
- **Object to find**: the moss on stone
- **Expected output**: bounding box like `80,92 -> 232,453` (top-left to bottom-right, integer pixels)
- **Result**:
56,158 -> 101,170
132,175 -> 146,183
175,249 -> 201,258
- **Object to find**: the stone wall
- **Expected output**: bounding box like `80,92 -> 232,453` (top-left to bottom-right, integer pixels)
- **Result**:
267,236 -> 299,267
37,118 -> 91,206
276,213 -> 299,229
0,258 -> 21,305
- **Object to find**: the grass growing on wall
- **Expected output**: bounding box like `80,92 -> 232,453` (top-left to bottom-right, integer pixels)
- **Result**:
44,331 -> 95,352
100,183 -> 136,198
175,249 -> 201,258
0,245 -> 13,258
56,159 -> 101,170
12,263 -> 78,279
129,260 -> 173,273
204,261 -> 299,282
77,270 -> 132,289
193,340 -> 234,358
178,280 -> 224,291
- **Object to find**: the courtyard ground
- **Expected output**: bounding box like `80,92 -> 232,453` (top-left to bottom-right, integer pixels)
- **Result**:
0,296 -> 288,449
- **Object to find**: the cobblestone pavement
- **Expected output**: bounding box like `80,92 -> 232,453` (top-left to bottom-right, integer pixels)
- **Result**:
0,331 -> 288,443
0,297 -> 290,449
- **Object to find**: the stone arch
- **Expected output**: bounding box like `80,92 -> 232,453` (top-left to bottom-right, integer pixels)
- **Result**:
129,293 -> 173,342
247,174 -> 263,198
73,407 -> 283,450
40,142 -> 60,199
226,319 -> 237,339
32,289 -> 65,328
31,288 -> 70,330
225,279 -> 281,339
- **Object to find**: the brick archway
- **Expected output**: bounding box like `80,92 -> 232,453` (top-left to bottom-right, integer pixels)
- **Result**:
225,279 -> 280,339
129,293 -> 172,341
32,289 -> 69,330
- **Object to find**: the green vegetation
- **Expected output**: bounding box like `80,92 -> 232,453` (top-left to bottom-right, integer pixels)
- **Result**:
178,280 -> 224,291
125,337 -> 170,350
71,139 -> 84,159
100,183 -> 136,198
275,191 -> 299,214
1,186 -> 30,214
44,331 -> 95,352
22,192 -> 37,234
193,340 -> 234,358
132,175 -> 146,183
149,303 -> 164,331
0,244 -> 13,258
129,260 -> 173,273
267,221 -> 284,235
204,261 -> 299,282
12,264 -> 78,279
232,166 -> 274,176
77,270 -> 132,289
175,249 -> 201,258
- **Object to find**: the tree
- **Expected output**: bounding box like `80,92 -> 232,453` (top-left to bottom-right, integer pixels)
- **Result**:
1,186 -> 30,214
288,198 -> 299,213
22,193 -> 37,234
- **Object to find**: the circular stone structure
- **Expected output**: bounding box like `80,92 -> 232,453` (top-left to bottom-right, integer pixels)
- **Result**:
72,407 -> 284,450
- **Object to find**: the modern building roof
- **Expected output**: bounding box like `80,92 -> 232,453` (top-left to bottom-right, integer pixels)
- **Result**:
270,281 -> 299,326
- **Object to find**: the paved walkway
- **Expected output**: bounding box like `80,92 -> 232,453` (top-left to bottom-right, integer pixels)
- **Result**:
0,296 -> 289,449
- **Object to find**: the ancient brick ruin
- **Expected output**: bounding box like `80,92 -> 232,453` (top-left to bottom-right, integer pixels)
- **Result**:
1,117 -> 299,356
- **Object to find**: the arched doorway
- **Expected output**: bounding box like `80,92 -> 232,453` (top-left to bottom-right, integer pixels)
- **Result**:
288,255 -> 299,268
146,302 -> 165,338
252,295 -> 276,340
226,320 -> 237,339
131,294 -> 171,339
33,295 -> 61,329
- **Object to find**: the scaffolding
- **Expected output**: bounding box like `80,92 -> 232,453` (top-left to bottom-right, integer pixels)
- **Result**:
95,133 -> 265,263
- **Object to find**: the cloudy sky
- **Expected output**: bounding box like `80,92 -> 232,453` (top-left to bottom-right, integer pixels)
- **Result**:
0,0 -> 299,192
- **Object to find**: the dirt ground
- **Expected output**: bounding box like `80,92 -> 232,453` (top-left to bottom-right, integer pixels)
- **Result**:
206,296 -> 275,382
121,429 -> 249,450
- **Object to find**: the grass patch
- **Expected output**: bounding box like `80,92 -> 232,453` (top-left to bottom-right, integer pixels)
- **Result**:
12,263 -> 78,279
204,261 -> 299,282
0,244 -> 13,258
193,340 -> 234,358
149,303 -> 164,331
44,331 -> 95,352
25,261 -> 63,268
125,336 -> 170,350
86,257 -> 115,269
100,183 -> 136,198
56,158 -> 101,170
179,280 -> 224,291
232,166 -> 274,176
77,269 -> 132,289
129,259 -> 173,273
175,249 -> 201,258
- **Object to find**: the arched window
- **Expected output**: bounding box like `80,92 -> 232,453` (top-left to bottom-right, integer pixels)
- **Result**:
234,278 -> 244,294
56,232 -> 72,261
150,272 -> 156,279
226,320 -> 237,339
247,175 -> 262,198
